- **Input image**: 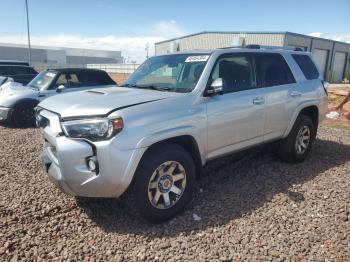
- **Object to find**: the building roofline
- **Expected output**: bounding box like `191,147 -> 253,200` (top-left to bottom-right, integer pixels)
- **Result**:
0,42 -> 122,53
155,31 -> 288,44
285,31 -> 350,46
155,31 -> 350,47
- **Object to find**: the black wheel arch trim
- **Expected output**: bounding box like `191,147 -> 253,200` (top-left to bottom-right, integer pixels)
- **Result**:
12,98 -> 40,108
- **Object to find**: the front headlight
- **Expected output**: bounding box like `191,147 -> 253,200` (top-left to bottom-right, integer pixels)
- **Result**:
61,117 -> 123,141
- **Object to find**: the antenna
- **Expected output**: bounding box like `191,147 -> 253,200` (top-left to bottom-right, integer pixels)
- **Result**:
25,0 -> 31,65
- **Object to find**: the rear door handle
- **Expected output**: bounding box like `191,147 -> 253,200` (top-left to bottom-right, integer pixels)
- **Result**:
291,91 -> 302,97
253,97 -> 265,105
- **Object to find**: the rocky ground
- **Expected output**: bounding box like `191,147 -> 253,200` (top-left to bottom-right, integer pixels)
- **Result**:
0,125 -> 349,261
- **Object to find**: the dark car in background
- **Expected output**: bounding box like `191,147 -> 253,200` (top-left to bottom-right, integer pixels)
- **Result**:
0,68 -> 116,127
0,60 -> 38,85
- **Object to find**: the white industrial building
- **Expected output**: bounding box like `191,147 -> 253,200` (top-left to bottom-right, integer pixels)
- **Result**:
155,31 -> 350,83
0,42 -> 123,67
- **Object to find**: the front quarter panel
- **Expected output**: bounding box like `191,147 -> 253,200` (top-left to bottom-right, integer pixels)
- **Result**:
108,93 -> 207,164
0,88 -> 39,107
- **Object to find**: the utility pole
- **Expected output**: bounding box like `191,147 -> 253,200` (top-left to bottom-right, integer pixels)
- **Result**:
25,0 -> 31,65
145,43 -> 149,59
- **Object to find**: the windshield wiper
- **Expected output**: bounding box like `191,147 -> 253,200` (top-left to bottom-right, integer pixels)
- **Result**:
124,84 -> 171,92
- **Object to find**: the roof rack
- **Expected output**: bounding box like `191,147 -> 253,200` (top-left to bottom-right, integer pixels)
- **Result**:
217,46 -> 241,50
246,44 -> 304,51
218,45 -> 304,51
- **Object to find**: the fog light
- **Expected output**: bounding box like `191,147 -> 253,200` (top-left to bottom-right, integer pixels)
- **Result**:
87,157 -> 98,173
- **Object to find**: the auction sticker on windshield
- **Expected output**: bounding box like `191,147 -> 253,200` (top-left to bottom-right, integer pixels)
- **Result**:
46,72 -> 56,78
185,55 -> 209,62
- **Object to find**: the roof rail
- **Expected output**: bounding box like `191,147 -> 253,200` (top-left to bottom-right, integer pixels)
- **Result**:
246,45 -> 304,51
218,45 -> 304,51
217,46 -> 241,50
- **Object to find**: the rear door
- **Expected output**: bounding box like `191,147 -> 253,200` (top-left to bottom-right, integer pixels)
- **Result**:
255,53 -> 299,141
206,53 -> 266,158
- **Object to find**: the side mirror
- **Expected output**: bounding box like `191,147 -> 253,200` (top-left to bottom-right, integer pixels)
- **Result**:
56,85 -> 65,93
205,78 -> 224,96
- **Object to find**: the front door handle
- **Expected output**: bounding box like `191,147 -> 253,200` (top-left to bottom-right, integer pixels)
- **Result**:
253,97 -> 265,105
291,91 -> 302,97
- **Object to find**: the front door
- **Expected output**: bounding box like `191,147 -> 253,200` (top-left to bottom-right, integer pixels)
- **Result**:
206,53 -> 266,159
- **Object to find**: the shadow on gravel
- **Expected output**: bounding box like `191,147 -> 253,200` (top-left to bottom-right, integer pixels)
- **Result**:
76,138 -> 350,237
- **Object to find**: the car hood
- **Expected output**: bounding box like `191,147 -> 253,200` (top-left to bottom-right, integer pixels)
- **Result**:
0,82 -> 37,106
0,82 -> 35,94
38,86 -> 181,118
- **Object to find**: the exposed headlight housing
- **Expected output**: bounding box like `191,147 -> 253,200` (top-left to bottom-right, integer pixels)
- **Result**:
61,117 -> 123,141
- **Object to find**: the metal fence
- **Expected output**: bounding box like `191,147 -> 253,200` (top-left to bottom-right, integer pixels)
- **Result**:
32,63 -> 140,75
31,62 -> 87,70
87,63 -> 140,74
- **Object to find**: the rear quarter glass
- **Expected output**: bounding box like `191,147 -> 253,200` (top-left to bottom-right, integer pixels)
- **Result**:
292,54 -> 319,80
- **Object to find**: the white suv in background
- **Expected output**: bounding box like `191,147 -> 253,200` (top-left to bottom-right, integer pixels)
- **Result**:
37,46 -> 328,223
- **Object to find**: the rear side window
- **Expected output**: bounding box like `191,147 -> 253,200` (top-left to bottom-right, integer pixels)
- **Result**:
292,54 -> 319,80
78,71 -> 115,86
256,53 -> 295,87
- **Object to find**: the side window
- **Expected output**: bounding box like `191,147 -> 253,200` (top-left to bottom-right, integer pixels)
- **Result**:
210,54 -> 257,93
65,73 -> 82,88
78,72 -> 99,86
292,54 -> 319,80
55,74 -> 68,87
256,53 -> 295,87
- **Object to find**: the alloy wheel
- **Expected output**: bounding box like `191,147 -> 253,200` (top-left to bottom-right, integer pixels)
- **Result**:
295,125 -> 311,154
147,161 -> 187,209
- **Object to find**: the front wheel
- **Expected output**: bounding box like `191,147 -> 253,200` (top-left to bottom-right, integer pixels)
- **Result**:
277,115 -> 316,163
125,143 -> 196,223
12,103 -> 36,127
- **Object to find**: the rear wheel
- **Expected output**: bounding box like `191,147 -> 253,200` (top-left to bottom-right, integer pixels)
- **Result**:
124,143 -> 196,223
12,103 -> 36,127
277,115 -> 315,163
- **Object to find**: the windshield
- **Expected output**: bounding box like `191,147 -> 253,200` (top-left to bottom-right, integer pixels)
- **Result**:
124,54 -> 209,93
28,71 -> 56,90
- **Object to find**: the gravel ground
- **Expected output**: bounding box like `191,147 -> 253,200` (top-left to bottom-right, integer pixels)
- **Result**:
1,125 -> 350,261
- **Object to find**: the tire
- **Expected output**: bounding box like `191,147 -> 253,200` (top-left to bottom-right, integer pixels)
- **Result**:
124,143 -> 196,223
12,103 -> 36,127
277,114 -> 316,163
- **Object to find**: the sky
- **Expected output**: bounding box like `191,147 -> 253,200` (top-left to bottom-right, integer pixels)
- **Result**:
0,0 -> 349,62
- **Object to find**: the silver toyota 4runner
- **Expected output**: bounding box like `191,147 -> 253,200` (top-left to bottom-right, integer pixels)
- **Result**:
37,47 -> 328,222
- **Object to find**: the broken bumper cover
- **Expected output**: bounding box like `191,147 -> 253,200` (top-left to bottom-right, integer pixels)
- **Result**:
39,109 -> 146,198
41,135 -> 146,198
